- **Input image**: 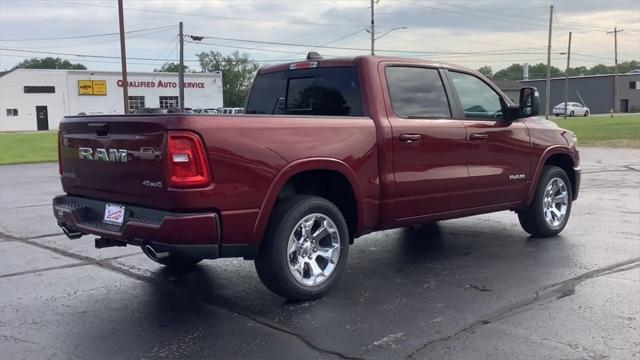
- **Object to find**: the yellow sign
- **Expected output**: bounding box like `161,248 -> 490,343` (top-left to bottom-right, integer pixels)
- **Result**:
78,80 -> 93,95
92,80 -> 107,95
77,80 -> 107,95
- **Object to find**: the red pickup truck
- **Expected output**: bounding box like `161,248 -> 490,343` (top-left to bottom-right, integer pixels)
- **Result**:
53,55 -> 580,300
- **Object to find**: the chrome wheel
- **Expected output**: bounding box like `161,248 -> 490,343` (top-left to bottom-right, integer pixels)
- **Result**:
543,177 -> 569,228
287,213 -> 341,287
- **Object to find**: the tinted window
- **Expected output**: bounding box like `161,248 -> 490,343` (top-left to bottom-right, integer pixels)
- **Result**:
24,86 -> 55,94
449,71 -> 503,119
385,67 -> 450,118
246,67 -> 362,116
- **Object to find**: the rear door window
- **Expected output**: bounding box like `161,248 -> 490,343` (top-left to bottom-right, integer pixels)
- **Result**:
246,67 -> 362,116
385,66 -> 451,118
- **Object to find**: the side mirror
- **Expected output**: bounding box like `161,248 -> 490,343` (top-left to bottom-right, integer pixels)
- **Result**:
519,87 -> 540,118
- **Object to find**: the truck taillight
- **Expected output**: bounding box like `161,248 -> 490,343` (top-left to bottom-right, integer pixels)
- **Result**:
58,131 -> 62,175
166,131 -> 210,188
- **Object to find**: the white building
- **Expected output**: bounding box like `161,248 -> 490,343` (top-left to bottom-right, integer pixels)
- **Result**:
0,69 -> 223,131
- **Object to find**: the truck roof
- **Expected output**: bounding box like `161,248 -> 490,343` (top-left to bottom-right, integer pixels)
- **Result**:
257,55 -> 476,75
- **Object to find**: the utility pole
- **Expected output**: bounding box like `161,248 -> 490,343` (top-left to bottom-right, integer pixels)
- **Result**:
178,21 -> 185,112
563,32 -> 572,119
607,27 -> 623,113
544,4 -> 553,119
117,0 -> 129,114
370,0 -> 375,55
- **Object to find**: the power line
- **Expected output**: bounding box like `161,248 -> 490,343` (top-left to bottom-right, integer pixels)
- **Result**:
0,53 -> 162,66
0,25 -> 175,42
39,0 -> 366,27
189,34 -> 554,56
185,40 -> 306,55
0,47 -> 301,63
396,0 -> 548,28
16,27 -> 177,51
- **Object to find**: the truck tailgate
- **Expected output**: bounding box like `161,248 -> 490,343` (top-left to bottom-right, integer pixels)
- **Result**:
59,116 -> 168,205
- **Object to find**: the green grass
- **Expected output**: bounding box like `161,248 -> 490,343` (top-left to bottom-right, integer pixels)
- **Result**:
0,115 -> 638,165
0,131 -> 58,165
553,115 -> 640,148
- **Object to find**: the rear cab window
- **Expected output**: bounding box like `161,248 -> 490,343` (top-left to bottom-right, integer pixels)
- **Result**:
385,66 -> 451,118
246,66 -> 362,116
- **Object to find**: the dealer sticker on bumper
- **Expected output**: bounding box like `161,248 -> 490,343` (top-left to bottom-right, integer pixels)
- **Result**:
103,203 -> 125,226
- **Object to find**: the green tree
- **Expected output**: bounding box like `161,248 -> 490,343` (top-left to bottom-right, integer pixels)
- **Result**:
477,65 -> 493,78
196,50 -> 259,107
493,63 -> 563,81
527,63 -> 564,80
587,64 -> 612,75
492,63 -> 523,81
616,60 -> 639,74
154,62 -> 190,73
12,57 -> 86,70
565,66 -> 589,77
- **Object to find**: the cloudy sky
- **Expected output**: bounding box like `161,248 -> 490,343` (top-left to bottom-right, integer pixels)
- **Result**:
1,0 -> 638,73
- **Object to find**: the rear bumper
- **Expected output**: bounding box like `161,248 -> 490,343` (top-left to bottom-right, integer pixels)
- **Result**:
53,195 -> 220,258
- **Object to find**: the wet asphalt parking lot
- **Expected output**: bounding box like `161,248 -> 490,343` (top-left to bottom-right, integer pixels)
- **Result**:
1,147 -> 639,360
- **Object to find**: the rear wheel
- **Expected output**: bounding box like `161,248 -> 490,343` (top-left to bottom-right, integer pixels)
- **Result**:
569,111 -> 575,117
255,195 -> 349,301
518,166 -> 572,237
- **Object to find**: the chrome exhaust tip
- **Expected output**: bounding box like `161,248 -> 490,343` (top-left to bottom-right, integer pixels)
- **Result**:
143,244 -> 169,261
60,224 -> 83,239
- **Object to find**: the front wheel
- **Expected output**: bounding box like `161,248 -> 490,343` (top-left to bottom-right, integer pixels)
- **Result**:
518,166 -> 573,237
255,195 -> 349,301
584,110 -> 589,117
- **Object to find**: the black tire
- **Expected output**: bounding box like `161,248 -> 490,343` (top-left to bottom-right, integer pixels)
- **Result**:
255,195 -> 349,301
142,247 -> 203,268
569,111 -> 575,117
584,110 -> 589,117
518,166 -> 573,237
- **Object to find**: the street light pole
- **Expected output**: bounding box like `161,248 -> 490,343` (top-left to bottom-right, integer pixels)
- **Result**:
544,4 -> 554,120
563,32 -> 572,119
179,21 -> 184,112
375,27 -> 408,41
607,27 -> 623,113
117,0 -> 129,114
367,26 -> 407,55
370,0 -> 375,55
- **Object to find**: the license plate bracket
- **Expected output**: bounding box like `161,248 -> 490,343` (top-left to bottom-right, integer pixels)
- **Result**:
103,203 -> 126,226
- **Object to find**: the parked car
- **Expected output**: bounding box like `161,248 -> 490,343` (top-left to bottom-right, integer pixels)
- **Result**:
132,108 -> 167,115
166,107 -> 195,114
204,108 -> 219,114
553,102 -> 590,117
219,107 -> 245,114
54,55 -> 580,301
77,111 -> 105,116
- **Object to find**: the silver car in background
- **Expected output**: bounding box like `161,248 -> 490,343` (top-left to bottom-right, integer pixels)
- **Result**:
553,102 -> 590,117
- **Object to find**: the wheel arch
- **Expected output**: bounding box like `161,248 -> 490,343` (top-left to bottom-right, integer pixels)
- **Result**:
251,158 -> 364,244
526,146 -> 578,205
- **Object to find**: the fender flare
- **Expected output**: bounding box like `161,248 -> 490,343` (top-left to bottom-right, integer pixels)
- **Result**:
525,145 -> 576,205
251,158 -> 365,243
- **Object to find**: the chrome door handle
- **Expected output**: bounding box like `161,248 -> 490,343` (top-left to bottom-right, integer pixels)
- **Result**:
399,134 -> 422,143
469,133 -> 488,141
